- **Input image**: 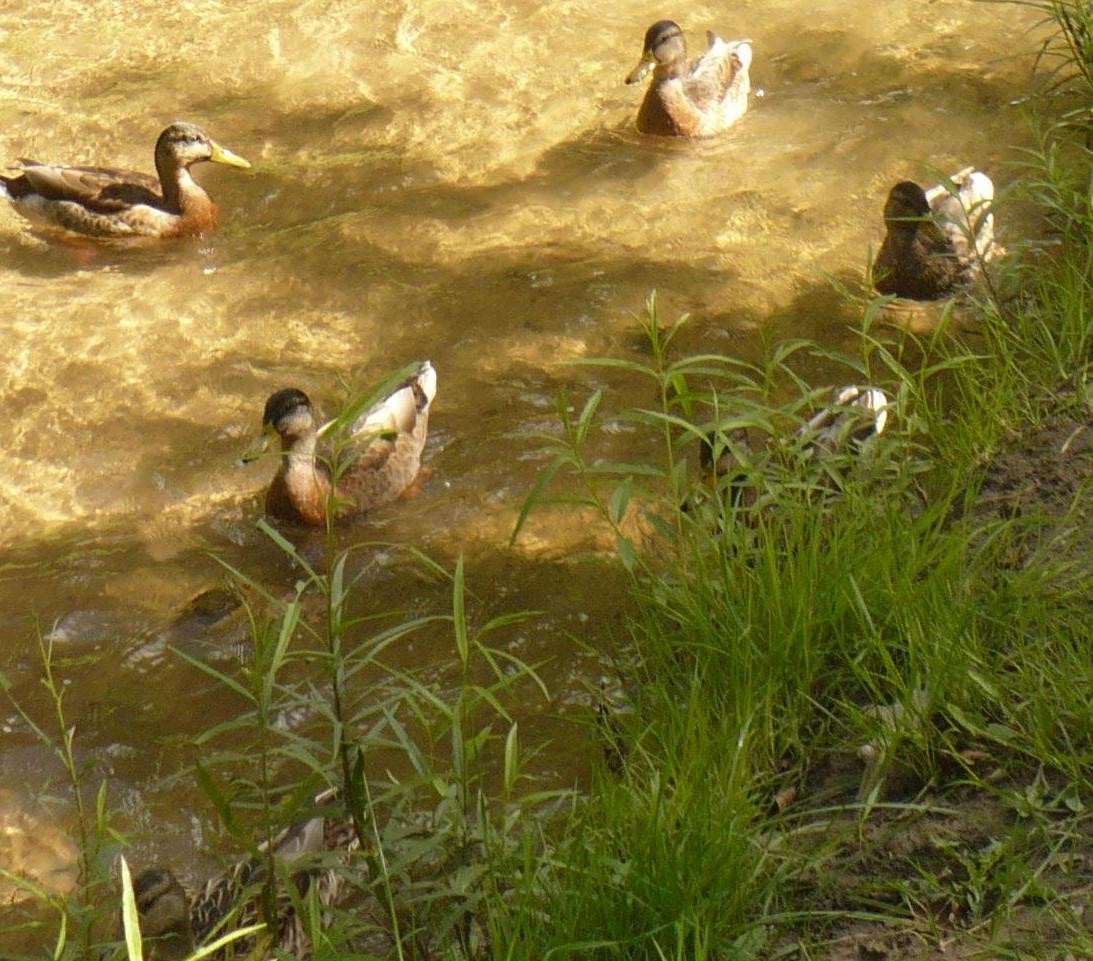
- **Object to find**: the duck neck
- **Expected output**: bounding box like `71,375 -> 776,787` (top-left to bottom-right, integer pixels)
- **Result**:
284,432 -> 324,475
885,221 -> 920,249
156,158 -> 206,216
655,59 -> 688,81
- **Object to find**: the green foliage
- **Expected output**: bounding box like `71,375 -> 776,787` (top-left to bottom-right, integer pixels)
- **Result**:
0,633 -> 127,961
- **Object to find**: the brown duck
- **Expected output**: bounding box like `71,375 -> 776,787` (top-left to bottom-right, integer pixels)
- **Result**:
873,168 -> 996,300
625,20 -> 752,137
129,789 -> 357,961
247,361 -> 437,527
0,122 -> 250,239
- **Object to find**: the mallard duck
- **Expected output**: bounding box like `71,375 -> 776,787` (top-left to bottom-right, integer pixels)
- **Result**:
625,20 -> 752,137
797,386 -> 889,459
246,361 -> 437,527
131,790 -> 357,961
0,122 -> 250,239
873,168 -> 995,300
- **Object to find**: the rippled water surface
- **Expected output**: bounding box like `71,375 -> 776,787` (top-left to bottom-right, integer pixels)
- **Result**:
0,0 -> 1044,907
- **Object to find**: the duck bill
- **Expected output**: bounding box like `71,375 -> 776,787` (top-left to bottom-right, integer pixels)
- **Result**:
241,426 -> 275,463
626,54 -> 654,84
209,141 -> 252,169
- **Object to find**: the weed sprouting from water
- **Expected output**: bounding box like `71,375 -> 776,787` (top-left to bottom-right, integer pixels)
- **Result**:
0,632 -> 128,961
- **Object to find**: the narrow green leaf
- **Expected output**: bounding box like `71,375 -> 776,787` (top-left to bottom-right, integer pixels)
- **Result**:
564,357 -> 659,379
330,553 -> 347,625
452,556 -> 469,668
574,390 -> 603,447
169,646 -> 254,703
262,601 -> 300,708
194,761 -> 237,836
188,923 -> 268,961
511,456 -> 566,546
503,722 -> 519,795
0,867 -> 51,903
608,478 -> 633,525
256,519 -> 318,583
51,909 -> 67,961
118,855 -> 143,961
615,534 -> 637,572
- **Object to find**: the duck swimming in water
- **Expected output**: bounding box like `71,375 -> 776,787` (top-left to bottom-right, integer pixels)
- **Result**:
0,122 -> 250,239
246,362 -> 437,527
873,168 -> 996,300
625,20 -> 752,137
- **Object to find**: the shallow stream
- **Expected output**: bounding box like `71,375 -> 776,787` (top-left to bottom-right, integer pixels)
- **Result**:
0,0 -> 1045,909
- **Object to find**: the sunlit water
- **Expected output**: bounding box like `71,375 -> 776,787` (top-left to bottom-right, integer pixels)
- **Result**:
0,0 -> 1045,912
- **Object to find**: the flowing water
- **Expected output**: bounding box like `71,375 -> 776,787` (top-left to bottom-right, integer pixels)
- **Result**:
0,0 -> 1045,913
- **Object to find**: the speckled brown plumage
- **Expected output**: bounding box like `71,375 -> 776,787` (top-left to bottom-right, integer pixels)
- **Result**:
131,789 -> 358,961
873,169 -> 996,300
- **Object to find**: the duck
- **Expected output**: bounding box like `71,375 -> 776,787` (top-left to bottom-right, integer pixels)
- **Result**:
873,168 -> 996,300
796,386 -> 889,460
0,122 -> 250,240
625,20 -> 752,137
130,790 -> 357,961
245,361 -> 437,527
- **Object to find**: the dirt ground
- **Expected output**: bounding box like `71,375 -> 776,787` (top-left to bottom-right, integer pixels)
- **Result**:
975,413 -> 1093,569
796,412 -> 1093,961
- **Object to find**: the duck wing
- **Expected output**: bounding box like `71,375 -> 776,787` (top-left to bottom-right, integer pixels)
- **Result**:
874,220 -> 961,298
335,362 -> 437,511
927,168 -> 995,263
683,35 -> 751,113
14,161 -> 163,211
351,362 -> 436,440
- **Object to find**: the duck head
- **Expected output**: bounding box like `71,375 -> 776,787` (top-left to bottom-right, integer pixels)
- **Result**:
131,866 -> 192,960
626,20 -> 688,84
242,387 -> 318,462
883,181 -> 931,227
155,122 -> 251,174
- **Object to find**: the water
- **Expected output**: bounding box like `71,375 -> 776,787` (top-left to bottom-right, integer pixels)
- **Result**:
0,0 -> 1044,908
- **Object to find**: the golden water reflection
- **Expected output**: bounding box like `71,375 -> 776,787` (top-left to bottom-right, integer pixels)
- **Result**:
0,0 -> 1045,911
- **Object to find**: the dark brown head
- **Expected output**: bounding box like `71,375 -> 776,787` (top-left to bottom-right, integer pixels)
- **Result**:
154,122 -> 251,175
262,388 -> 317,440
241,387 -> 319,464
626,20 -> 687,84
130,866 -> 192,959
883,181 -> 931,226
699,427 -> 750,477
